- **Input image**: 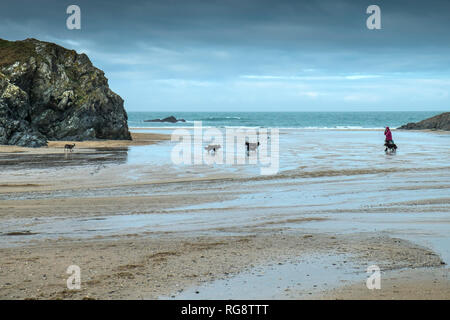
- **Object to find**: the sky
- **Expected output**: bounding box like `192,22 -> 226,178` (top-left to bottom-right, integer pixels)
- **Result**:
1,0 -> 450,112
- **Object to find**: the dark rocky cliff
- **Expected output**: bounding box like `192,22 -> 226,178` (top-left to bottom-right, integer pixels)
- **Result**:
398,112 -> 450,131
0,38 -> 131,147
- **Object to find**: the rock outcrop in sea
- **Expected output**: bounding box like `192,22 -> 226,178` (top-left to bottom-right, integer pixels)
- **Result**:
398,112 -> 450,131
144,116 -> 186,123
0,38 -> 131,147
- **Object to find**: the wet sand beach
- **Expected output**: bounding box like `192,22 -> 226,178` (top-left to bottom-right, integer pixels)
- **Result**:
0,129 -> 449,299
0,132 -> 170,154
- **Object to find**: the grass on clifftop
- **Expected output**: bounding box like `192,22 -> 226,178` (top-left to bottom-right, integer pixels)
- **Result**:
0,39 -> 38,68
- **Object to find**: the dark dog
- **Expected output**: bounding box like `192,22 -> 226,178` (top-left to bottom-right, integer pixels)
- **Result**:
384,141 -> 397,153
64,143 -> 76,152
245,141 -> 260,152
205,144 -> 221,154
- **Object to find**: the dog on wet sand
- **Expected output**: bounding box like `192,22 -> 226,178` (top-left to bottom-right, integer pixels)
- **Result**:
205,144 -> 221,153
64,143 -> 76,152
245,141 -> 260,152
384,141 -> 397,153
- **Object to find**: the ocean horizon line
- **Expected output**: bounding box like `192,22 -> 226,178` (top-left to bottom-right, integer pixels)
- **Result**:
126,110 -> 446,113
129,126 -> 389,130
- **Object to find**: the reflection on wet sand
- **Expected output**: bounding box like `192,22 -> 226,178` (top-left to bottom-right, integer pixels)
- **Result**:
0,148 -> 128,171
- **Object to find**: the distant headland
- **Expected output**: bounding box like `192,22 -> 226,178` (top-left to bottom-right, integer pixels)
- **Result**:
398,112 -> 450,131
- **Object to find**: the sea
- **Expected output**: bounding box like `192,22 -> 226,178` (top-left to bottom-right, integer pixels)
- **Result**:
127,111 -> 442,129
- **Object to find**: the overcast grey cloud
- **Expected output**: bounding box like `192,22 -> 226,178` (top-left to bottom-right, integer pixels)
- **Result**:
1,0 -> 449,111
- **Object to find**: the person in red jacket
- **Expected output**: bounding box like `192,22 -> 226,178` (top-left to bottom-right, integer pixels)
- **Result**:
384,126 -> 393,144
384,126 -> 398,152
